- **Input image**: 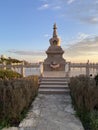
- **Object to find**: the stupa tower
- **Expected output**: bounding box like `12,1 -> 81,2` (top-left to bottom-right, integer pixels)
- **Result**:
43,23 -> 66,71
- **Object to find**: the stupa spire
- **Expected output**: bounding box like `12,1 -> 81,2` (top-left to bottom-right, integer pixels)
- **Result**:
49,23 -> 61,46
44,24 -> 65,71
53,23 -> 58,37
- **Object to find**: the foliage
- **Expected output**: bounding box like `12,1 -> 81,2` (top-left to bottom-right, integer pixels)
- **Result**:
94,74 -> 98,86
0,57 -> 22,65
0,69 -> 22,79
90,110 -> 98,130
0,76 -> 39,129
0,119 -> 10,130
69,75 -> 98,130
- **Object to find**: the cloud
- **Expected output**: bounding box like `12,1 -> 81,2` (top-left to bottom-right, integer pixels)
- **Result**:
38,4 -> 49,10
77,33 -> 90,41
52,6 -> 61,10
40,0 -> 48,2
7,50 -> 46,62
67,0 -> 76,4
80,17 -> 98,24
44,34 -> 50,37
8,50 -> 45,56
38,1 -> 61,11
66,1 -> 98,24
38,0 -> 98,24
7,35 -> 98,62
64,35 -> 98,62
64,33 -> 90,47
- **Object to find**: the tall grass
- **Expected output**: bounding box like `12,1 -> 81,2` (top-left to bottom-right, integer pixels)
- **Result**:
69,75 -> 98,130
0,72 -> 39,129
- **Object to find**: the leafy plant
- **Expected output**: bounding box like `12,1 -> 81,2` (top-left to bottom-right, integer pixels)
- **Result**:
94,74 -> 98,86
90,110 -> 98,130
0,57 -> 22,65
70,75 -> 98,130
0,75 -> 39,129
0,69 -> 22,79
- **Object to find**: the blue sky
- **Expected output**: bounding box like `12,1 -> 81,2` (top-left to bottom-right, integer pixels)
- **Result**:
0,0 -> 98,62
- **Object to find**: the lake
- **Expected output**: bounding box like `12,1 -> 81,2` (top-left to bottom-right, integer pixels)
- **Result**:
15,66 -> 98,77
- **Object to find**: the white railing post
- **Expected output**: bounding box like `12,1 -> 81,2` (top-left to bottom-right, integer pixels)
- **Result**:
40,62 -> 43,76
3,62 -> 6,70
86,60 -> 90,77
10,63 -> 14,71
65,62 -> 70,77
21,62 -> 25,77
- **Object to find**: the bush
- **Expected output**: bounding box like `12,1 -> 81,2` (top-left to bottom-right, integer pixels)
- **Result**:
94,74 -> 98,86
90,110 -> 98,130
0,69 -> 22,79
69,75 -> 98,130
0,76 -> 39,128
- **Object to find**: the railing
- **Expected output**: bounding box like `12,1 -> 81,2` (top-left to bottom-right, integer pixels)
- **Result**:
70,63 -> 98,68
0,62 -> 43,77
0,61 -> 98,77
67,62 -> 98,77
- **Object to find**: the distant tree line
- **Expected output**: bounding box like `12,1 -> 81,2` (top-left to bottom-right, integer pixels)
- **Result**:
0,57 -> 28,65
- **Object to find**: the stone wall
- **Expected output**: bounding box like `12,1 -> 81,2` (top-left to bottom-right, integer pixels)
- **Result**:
0,76 -> 39,124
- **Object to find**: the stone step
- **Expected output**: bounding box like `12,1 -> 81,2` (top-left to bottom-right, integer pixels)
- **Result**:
42,77 -> 69,81
43,77 -> 67,79
40,81 -> 68,85
39,84 -> 69,89
39,77 -> 70,94
38,88 -> 70,94
40,86 -> 68,89
41,79 -> 68,82
39,77 -> 70,85
42,77 -> 68,79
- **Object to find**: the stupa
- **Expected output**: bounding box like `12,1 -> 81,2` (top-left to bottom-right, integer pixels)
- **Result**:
43,23 -> 66,71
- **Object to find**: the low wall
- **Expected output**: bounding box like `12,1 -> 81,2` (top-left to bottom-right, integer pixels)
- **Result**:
0,76 -> 39,124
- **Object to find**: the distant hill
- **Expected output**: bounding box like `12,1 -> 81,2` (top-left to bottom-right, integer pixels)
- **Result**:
0,56 -> 28,65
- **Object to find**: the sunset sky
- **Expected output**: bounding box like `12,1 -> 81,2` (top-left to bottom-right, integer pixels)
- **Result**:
0,0 -> 98,63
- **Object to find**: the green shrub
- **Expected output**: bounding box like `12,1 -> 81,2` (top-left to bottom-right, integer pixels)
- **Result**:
90,110 -> 98,130
0,69 -> 22,79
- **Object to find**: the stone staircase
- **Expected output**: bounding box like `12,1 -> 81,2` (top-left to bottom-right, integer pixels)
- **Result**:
2,77 -> 84,130
38,77 -> 70,94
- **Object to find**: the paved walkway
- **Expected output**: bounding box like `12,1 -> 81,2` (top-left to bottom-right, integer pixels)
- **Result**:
3,94 -> 84,130
18,94 -> 84,130
2,76 -> 84,130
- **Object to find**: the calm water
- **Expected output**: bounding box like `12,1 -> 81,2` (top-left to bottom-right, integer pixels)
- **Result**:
15,67 -> 98,77
70,68 -> 98,77
15,68 -> 41,77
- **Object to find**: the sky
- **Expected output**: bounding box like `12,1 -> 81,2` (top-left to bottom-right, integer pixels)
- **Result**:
0,0 -> 98,63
